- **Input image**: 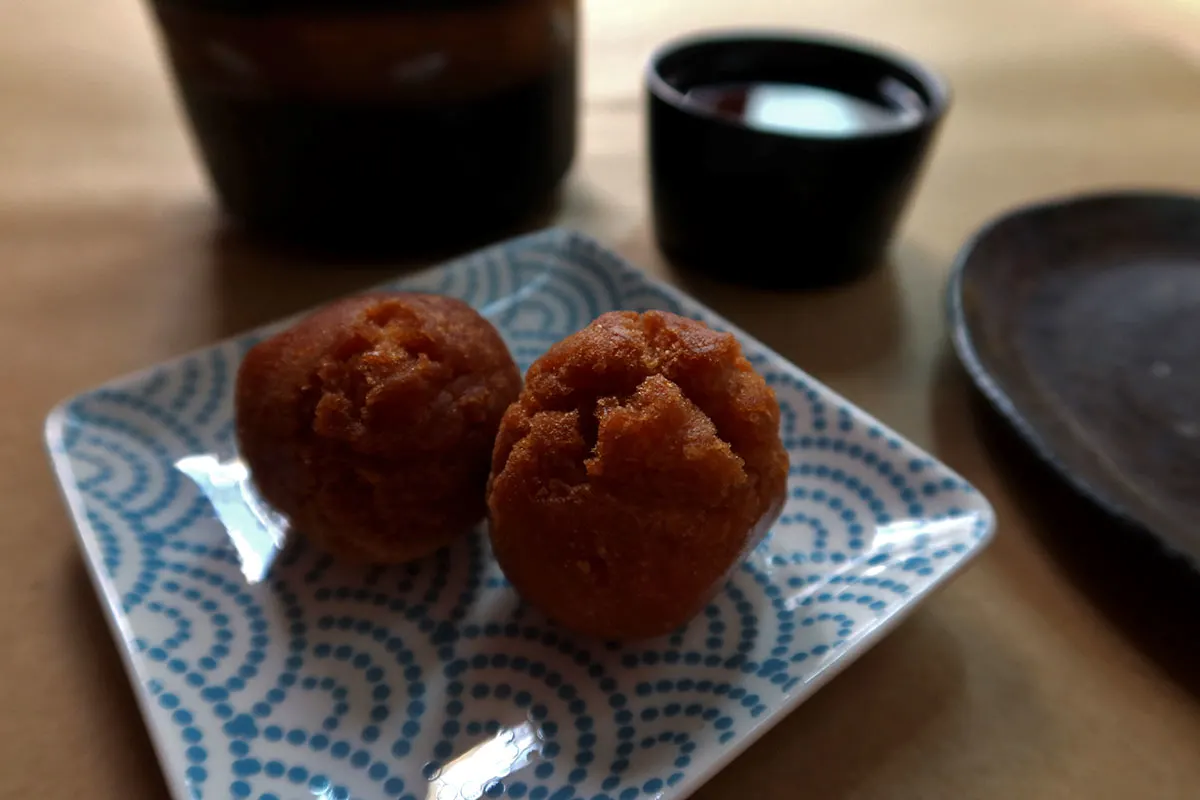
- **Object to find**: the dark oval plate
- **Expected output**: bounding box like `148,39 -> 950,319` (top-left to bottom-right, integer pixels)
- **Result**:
948,190 -> 1200,568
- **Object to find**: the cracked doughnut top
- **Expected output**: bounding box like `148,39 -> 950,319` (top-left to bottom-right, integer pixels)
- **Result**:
487,310 -> 789,639
235,292 -> 521,564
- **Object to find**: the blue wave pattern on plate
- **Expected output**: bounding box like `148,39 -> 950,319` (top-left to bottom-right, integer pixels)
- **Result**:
47,229 -> 994,800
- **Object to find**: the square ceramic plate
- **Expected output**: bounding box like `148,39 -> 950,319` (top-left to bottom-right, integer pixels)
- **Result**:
46,229 -> 995,800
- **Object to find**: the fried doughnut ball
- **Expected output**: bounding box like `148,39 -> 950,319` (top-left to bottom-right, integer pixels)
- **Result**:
487,310 -> 789,639
235,292 -> 521,564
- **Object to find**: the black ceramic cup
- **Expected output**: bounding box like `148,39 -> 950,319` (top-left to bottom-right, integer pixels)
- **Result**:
647,29 -> 950,289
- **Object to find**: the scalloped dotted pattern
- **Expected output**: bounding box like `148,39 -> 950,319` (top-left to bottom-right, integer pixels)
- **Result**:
47,229 -> 994,800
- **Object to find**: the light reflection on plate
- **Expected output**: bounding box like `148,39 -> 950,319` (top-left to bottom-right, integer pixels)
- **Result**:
427,721 -> 543,800
175,454 -> 287,585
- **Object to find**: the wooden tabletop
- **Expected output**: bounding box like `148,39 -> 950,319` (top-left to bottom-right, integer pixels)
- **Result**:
5,0 -> 1200,797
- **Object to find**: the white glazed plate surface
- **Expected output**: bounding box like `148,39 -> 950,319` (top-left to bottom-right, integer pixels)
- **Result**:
46,229 -> 995,800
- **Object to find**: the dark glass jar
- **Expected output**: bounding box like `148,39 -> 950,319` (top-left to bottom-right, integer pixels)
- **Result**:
149,0 -> 578,254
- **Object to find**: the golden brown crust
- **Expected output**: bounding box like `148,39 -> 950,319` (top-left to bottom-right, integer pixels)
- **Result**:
487,310 -> 789,639
235,292 -> 521,564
